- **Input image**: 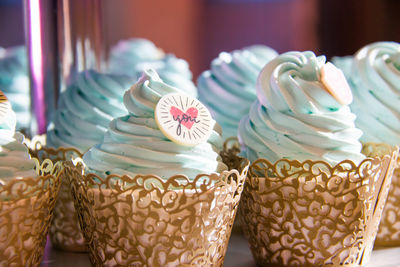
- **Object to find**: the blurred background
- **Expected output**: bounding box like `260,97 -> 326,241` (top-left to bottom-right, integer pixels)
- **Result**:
1,0 -> 400,77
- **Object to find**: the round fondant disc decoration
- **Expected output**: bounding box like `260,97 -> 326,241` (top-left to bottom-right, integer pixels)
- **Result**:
155,93 -> 214,146
321,62 -> 353,105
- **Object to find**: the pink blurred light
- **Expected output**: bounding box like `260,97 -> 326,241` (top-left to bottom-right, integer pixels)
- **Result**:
29,0 -> 45,133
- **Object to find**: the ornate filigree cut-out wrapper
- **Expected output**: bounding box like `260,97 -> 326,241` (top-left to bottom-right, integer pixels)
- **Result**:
362,143 -> 400,247
26,135 -> 86,252
0,158 -> 63,266
220,137 -> 244,234
66,156 -> 249,267
220,137 -> 242,171
240,146 -> 398,267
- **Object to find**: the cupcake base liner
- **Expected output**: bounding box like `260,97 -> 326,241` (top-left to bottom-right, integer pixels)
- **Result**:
26,136 -> 86,252
0,159 -> 62,266
50,174 -> 86,252
240,146 -> 398,267
66,156 -> 249,267
363,143 -> 400,246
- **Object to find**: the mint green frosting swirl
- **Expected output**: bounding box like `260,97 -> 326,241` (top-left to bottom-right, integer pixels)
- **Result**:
239,51 -> 365,165
0,46 -> 30,130
109,39 -> 197,97
130,54 -> 198,97
0,92 -> 36,180
0,132 -> 36,181
47,70 -> 134,152
83,69 -> 227,179
108,38 -> 162,74
198,45 -> 278,138
340,42 -> 400,146
332,55 -> 353,80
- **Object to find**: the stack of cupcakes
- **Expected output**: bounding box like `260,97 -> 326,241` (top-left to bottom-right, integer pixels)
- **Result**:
6,33 -> 397,266
65,69 -> 249,266
0,90 -> 63,266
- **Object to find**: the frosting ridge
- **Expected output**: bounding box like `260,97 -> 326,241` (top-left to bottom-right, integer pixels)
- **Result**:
47,70 -> 134,152
342,42 -> 400,145
198,45 -> 278,138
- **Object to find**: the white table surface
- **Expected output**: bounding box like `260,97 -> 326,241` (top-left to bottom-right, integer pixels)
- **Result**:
41,233 -> 400,267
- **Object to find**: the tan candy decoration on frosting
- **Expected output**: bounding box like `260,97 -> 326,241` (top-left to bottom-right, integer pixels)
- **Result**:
321,62 -> 353,105
155,93 -> 214,146
0,90 -> 12,125
0,90 -> 7,103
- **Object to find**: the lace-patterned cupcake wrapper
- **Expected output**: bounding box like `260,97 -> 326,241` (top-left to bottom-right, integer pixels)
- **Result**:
240,145 -> 398,267
65,155 -> 249,267
363,143 -> 400,247
26,134 -> 86,252
221,137 -> 244,234
0,158 -> 63,266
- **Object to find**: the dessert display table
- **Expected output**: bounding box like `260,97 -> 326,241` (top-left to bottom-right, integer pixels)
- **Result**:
41,233 -> 400,267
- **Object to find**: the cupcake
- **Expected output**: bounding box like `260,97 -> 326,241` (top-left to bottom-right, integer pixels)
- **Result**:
109,38 -> 197,97
198,45 -> 278,138
335,42 -> 400,246
0,46 -> 30,130
44,69 -> 134,251
0,90 -> 62,266
239,51 -> 364,164
46,63 -> 199,251
238,51 -> 398,266
67,69 -> 248,266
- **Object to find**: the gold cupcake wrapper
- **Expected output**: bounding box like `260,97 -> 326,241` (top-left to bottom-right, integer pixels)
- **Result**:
240,146 -> 398,267
221,137 -> 244,234
65,156 -> 249,267
220,137 -> 241,169
50,168 -> 86,252
0,158 -> 63,266
26,135 -> 82,164
26,135 -> 86,252
362,143 -> 400,246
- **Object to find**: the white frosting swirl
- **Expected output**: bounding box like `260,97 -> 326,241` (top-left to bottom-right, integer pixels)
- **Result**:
83,69 -> 227,179
347,42 -> 400,145
239,51 -> 365,164
0,90 -> 36,180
